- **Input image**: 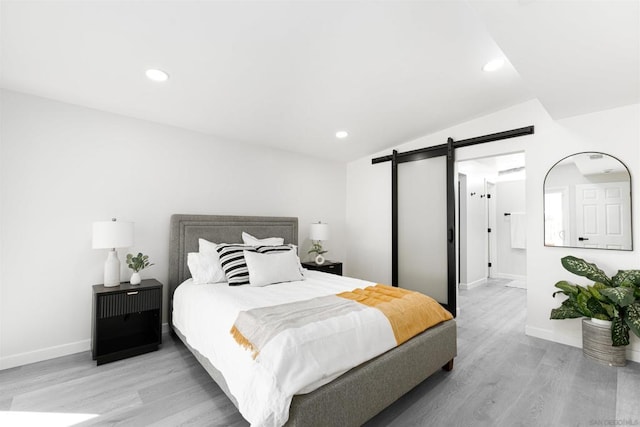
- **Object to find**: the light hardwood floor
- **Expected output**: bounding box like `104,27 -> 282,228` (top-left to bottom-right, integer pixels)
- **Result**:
1,283 -> 639,426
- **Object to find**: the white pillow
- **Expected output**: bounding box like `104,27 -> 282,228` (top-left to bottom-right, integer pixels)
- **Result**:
242,232 -> 284,246
189,238 -> 226,283
186,252 -> 222,284
243,249 -> 304,287
199,238 -> 219,254
187,252 -> 200,279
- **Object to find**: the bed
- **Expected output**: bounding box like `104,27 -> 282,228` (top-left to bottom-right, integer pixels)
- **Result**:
168,214 -> 457,427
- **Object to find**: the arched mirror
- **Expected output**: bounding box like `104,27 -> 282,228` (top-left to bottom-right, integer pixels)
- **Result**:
544,152 -> 632,250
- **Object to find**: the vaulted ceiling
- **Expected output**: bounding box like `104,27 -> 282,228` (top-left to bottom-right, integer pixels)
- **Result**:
1,1 -> 638,162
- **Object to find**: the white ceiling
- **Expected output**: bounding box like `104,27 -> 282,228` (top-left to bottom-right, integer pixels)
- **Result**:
471,0 -> 640,119
461,152 -> 526,173
567,152 -> 628,175
1,1 -> 638,162
457,152 -> 526,182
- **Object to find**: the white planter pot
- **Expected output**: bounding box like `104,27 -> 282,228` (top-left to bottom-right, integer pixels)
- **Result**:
582,318 -> 626,367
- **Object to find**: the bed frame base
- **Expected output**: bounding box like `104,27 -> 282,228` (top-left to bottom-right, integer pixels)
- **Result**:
286,320 -> 456,427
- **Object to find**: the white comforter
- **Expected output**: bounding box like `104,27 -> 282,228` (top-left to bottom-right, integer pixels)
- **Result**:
172,270 -> 396,427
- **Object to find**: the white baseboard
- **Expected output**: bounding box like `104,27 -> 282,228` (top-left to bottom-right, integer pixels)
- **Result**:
525,325 -> 640,363
0,322 -> 171,371
525,325 -> 582,348
0,339 -> 90,371
627,347 -> 640,363
459,278 -> 486,290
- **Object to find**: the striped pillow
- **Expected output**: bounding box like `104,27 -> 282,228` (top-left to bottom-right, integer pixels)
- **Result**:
216,244 -> 294,286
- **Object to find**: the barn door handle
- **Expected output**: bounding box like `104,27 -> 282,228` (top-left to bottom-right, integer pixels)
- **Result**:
448,228 -> 454,243
578,237 -> 589,241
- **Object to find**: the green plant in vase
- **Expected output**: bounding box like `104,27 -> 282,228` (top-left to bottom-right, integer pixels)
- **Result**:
550,255 -> 640,346
126,252 -> 154,285
308,242 -> 328,265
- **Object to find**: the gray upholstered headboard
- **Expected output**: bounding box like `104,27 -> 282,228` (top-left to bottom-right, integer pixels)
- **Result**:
168,214 -> 298,328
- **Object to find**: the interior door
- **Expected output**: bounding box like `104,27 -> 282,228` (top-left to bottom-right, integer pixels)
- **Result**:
375,126 -> 534,318
397,157 -> 448,304
575,181 -> 631,249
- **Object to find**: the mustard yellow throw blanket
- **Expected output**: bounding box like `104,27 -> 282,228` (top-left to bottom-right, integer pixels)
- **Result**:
336,284 -> 453,345
231,284 -> 452,359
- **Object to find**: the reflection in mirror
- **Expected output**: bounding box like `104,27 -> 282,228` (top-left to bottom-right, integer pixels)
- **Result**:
544,152 -> 632,250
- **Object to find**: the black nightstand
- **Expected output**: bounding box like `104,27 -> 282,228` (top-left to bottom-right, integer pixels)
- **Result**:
92,279 -> 163,365
302,261 -> 343,276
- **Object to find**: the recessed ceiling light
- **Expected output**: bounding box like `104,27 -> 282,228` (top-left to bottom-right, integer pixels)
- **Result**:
336,131 -> 349,139
145,69 -> 169,82
482,58 -> 505,72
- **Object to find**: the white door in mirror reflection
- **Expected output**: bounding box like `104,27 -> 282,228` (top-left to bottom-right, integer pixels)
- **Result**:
575,182 -> 631,249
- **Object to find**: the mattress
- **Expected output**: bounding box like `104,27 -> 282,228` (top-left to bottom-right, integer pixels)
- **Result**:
173,270 -> 453,427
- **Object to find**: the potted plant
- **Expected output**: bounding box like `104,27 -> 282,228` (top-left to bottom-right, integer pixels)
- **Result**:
126,252 -> 154,285
550,255 -> 640,365
308,242 -> 328,265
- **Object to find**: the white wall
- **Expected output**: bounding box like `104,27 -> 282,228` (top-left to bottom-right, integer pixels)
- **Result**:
0,90 -> 347,369
495,179 -> 526,279
344,153 -> 391,283
526,102 -> 639,361
346,99 -> 640,362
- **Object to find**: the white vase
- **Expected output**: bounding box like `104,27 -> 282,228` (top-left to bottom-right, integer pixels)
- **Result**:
130,272 -> 141,285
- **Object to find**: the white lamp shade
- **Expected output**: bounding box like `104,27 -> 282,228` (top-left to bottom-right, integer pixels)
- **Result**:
92,220 -> 134,249
309,222 -> 329,241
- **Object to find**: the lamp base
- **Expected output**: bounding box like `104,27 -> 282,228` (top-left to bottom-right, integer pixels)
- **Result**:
314,254 -> 325,265
104,249 -> 121,287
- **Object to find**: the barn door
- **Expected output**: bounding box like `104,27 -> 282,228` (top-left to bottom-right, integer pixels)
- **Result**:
397,156 -> 450,305
373,126 -> 535,318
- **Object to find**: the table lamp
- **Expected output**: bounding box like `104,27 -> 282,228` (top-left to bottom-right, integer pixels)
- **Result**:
92,218 -> 134,287
309,222 -> 329,265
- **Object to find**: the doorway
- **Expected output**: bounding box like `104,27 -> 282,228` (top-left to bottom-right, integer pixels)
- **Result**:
371,125 -> 534,316
457,152 -> 527,290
